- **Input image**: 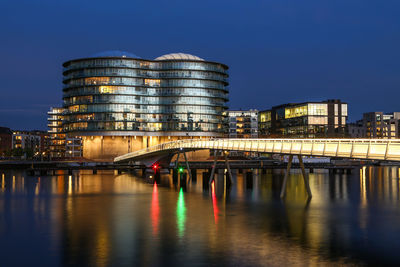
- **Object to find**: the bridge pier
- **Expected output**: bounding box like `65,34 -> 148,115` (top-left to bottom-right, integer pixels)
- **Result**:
208,150 -> 234,186
173,169 -> 178,184
180,172 -> 187,190
280,155 -> 312,199
191,169 -> 197,183
183,151 -> 193,182
208,150 -> 218,184
154,169 -> 160,184
298,155 -> 312,198
202,171 -> 209,190
224,151 -> 234,185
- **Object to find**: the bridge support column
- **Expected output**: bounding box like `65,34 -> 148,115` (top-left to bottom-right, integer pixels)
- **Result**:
183,151 -> 193,182
224,151 -> 234,185
298,155 -> 312,198
175,152 -> 180,168
209,150 -> 218,184
173,169 -> 178,184
280,155 -> 312,199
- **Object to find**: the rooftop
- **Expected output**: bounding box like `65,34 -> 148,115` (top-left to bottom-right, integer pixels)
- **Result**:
90,50 -> 141,59
155,53 -> 204,61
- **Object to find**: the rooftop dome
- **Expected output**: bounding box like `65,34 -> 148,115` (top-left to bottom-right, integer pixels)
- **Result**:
155,53 -> 204,61
90,50 -> 140,59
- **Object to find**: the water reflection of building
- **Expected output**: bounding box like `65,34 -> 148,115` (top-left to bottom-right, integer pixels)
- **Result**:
2,168 -> 400,265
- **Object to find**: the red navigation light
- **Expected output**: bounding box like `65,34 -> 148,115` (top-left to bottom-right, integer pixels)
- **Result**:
152,163 -> 159,170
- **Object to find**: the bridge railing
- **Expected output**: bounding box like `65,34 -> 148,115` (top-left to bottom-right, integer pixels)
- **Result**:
114,138 -> 400,162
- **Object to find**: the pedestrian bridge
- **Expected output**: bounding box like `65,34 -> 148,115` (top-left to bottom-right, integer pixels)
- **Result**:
114,138 -> 400,199
114,138 -> 400,163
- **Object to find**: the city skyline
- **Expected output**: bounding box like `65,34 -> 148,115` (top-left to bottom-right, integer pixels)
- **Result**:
1,0 -> 400,130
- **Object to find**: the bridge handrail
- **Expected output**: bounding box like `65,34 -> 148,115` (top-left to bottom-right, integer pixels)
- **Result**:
114,138 -> 400,163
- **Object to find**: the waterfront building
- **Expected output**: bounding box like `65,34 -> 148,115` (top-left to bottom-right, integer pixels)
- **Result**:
12,131 -> 42,154
0,127 -> 12,157
48,107 -> 82,159
61,51 -> 229,160
48,107 -> 66,158
259,99 -> 348,138
225,110 -> 258,138
348,120 -> 366,138
363,112 -> 400,139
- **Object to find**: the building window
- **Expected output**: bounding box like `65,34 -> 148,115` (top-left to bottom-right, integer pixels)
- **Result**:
144,79 -> 161,86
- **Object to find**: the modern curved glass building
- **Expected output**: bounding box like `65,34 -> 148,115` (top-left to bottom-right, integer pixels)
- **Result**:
62,51 -> 229,160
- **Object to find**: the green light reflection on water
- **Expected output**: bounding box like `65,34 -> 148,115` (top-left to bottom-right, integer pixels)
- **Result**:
176,188 -> 186,238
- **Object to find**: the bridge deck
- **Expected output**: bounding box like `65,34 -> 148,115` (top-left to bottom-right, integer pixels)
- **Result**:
114,138 -> 400,163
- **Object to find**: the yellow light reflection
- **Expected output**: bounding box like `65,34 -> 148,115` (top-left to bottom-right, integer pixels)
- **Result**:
359,166 -> 368,230
1,174 -> 4,190
360,166 -> 367,206
68,175 -> 73,195
95,227 -> 110,267
35,177 -> 40,195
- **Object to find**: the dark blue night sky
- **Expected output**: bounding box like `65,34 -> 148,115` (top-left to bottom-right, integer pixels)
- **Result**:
1,0 -> 400,130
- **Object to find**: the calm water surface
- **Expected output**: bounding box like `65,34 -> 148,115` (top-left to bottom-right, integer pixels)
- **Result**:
1,167 -> 400,266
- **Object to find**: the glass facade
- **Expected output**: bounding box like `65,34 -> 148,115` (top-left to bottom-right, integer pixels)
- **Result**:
62,52 -> 229,136
259,100 -> 348,138
48,107 -> 82,158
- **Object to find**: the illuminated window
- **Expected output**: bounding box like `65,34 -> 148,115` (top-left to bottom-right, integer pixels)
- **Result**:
308,116 -> 327,125
144,79 -> 161,86
69,105 -> 79,112
285,105 -> 308,119
99,86 -> 116,94
85,77 -> 110,85
341,104 -> 348,116
308,104 -> 328,116
259,112 -> 271,122
140,62 -> 150,68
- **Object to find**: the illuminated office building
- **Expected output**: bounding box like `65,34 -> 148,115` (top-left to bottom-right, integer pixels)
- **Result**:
259,99 -> 348,138
62,51 -> 229,160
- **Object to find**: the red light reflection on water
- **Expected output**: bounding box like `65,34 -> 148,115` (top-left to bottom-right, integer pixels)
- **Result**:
151,182 -> 159,236
211,181 -> 219,224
